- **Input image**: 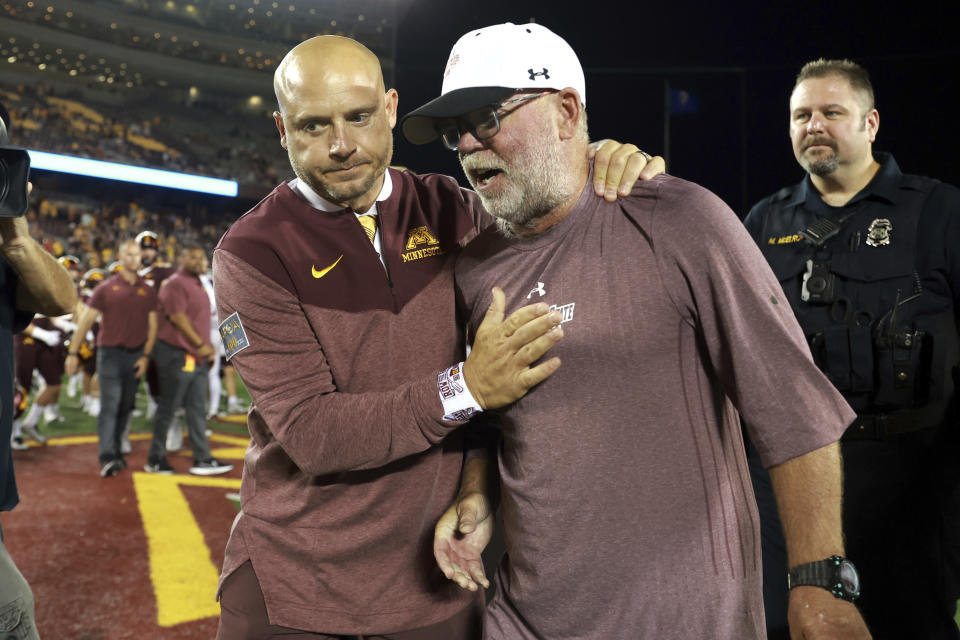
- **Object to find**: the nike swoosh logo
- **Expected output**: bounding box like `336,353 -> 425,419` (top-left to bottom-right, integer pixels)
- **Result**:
312,255 -> 343,279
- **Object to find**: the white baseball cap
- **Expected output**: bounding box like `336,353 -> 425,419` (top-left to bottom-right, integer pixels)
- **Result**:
401,22 -> 586,145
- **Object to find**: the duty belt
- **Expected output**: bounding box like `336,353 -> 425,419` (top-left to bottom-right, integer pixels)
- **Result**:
842,404 -> 945,441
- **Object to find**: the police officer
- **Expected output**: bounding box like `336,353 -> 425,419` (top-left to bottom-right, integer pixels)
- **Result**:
743,58 -> 960,639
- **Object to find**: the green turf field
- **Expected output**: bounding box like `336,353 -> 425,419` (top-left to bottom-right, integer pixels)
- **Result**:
26,374 -> 253,441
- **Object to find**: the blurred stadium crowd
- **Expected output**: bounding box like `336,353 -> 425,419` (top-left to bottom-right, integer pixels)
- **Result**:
26,188 -> 230,273
1,71 -> 296,272
2,82 -> 287,187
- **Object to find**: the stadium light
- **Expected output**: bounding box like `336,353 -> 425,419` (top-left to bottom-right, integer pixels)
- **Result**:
27,150 -> 239,197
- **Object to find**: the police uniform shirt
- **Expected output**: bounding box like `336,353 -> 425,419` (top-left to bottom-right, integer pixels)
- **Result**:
743,153 -> 960,414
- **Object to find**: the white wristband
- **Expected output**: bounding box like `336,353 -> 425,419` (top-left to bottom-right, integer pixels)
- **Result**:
438,362 -> 482,422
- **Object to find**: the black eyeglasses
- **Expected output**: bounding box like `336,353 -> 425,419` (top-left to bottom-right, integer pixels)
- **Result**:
436,91 -> 554,151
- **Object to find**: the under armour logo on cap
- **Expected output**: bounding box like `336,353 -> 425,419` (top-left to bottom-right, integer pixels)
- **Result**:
400,23 -> 587,146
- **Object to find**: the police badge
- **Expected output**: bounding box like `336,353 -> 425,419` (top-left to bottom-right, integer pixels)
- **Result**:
866,218 -> 892,247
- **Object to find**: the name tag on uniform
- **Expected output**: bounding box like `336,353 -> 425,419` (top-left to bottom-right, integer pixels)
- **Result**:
219,312 -> 250,361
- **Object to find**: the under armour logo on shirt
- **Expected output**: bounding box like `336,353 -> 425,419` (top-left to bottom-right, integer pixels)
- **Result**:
528,68 -> 550,80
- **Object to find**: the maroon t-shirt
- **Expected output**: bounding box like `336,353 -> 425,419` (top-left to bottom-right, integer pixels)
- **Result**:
87,273 -> 157,349
456,174 -> 855,639
156,267 -> 210,358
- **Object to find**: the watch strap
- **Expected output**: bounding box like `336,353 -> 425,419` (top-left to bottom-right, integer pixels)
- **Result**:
788,556 -> 835,590
787,555 -> 859,602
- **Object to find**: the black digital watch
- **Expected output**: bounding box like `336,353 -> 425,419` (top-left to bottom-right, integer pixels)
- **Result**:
787,555 -> 861,602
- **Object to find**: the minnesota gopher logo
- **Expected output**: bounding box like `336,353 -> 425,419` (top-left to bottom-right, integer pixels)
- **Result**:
866,218 -> 892,247
404,226 -> 440,250
402,226 -> 444,263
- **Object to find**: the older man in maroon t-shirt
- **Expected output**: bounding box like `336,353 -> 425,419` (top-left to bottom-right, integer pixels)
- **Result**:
67,240 -> 158,477
145,246 -> 232,476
